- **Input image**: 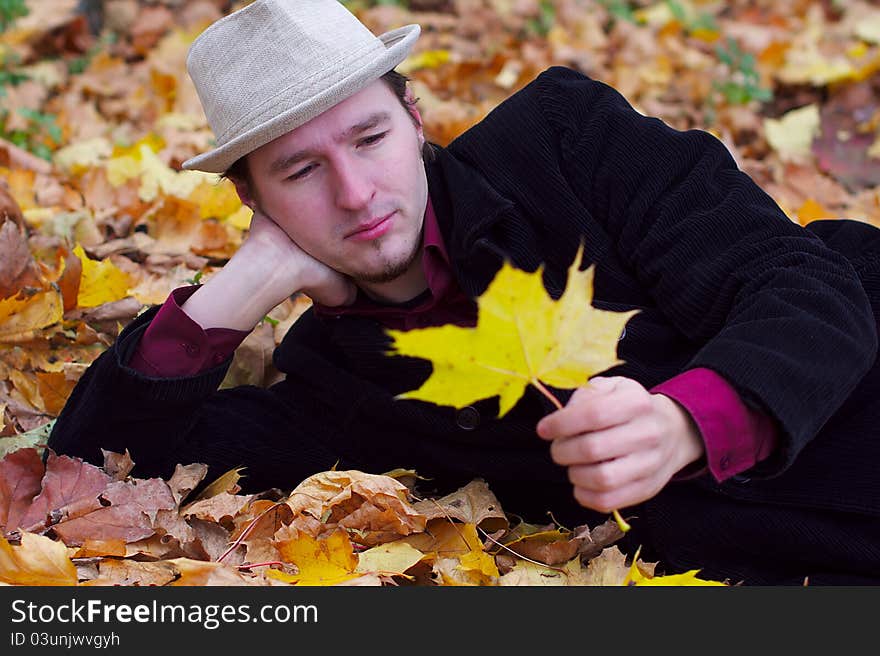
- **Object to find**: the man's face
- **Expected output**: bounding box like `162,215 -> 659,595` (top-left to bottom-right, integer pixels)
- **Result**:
242,80 -> 429,301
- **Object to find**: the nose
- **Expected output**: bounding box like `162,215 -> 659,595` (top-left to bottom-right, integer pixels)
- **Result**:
333,156 -> 374,211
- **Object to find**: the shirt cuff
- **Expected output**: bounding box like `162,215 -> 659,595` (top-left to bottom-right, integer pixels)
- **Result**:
128,285 -> 250,378
651,368 -> 778,483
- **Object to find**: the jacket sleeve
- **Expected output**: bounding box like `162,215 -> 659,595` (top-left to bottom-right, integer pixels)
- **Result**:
541,66 -> 877,476
46,306 -> 352,493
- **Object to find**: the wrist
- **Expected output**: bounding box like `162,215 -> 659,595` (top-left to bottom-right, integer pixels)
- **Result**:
653,393 -> 705,472
181,253 -> 304,330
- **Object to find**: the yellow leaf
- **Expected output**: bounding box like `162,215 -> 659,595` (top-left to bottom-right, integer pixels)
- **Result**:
0,289 -> 63,342
189,178 -> 243,220
387,244 -> 637,417
271,529 -> 360,586
355,541 -> 425,576
624,548 -> 726,586
458,549 -> 499,578
53,137 -> 113,176
192,466 -> 246,501
763,104 -> 820,162
72,244 -> 131,308
399,49 -> 450,73
0,532 -> 78,586
225,204 -> 253,231
106,143 -> 219,202
795,198 -> 830,225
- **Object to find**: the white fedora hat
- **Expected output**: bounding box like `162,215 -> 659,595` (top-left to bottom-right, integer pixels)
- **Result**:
182,0 -> 420,173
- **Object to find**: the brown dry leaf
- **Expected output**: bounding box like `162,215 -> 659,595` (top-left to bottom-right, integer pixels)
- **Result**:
168,557 -> 272,586
50,477 -> 177,546
0,447 -> 45,535
71,539 -> 127,559
101,448 -> 134,481
581,545 -> 637,586
34,371 -> 77,416
181,491 -> 255,526
82,558 -> 178,587
285,470 -> 427,546
400,519 -> 483,558
0,531 -> 78,586
220,321 -> 280,389
17,451 -> 112,532
166,462 -> 208,505
411,478 -> 508,533
502,528 -> 581,566
574,517 -> 626,560
0,219 -> 44,300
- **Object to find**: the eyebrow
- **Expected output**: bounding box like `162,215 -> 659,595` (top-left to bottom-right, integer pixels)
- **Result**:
268,111 -> 392,174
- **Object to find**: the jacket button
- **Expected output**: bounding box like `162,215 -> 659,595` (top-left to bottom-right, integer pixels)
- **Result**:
456,406 -> 480,430
184,342 -> 200,357
719,455 -> 730,470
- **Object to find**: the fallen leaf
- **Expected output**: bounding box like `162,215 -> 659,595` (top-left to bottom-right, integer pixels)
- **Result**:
763,103 -> 820,162
285,470 -> 426,546
355,541 -> 425,577
72,244 -> 131,308
412,478 -> 508,533
270,528 -> 361,586
0,531 -> 78,585
0,447 -> 45,535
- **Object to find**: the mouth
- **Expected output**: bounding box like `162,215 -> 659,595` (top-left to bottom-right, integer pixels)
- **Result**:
346,212 -> 395,241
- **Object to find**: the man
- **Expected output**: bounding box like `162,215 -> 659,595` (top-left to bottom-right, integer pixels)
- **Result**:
48,0 -> 880,585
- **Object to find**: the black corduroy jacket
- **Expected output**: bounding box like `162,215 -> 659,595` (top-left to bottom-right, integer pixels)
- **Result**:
48,67 -> 880,584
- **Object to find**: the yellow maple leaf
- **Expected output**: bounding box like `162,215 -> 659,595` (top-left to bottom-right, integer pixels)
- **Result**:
386,243 -> 638,417
0,532 -> 78,586
0,288 -> 63,342
72,244 -> 131,308
270,529 -> 361,586
624,548 -> 726,586
387,245 -> 637,532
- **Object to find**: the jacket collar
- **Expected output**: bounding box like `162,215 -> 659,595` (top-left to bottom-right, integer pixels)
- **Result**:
425,144 -> 517,298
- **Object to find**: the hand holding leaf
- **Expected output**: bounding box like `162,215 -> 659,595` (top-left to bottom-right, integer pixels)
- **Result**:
385,244 -> 638,531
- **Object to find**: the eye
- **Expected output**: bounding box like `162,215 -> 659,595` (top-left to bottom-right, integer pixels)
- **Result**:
359,131 -> 388,147
287,163 -> 315,181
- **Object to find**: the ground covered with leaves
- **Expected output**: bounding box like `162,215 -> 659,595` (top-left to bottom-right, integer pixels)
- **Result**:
1,0 -> 879,585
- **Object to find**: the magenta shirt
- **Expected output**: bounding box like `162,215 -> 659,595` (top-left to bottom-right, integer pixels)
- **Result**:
130,197 -> 777,483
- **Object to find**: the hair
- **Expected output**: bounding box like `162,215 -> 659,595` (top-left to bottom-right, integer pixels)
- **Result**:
221,69 -> 435,186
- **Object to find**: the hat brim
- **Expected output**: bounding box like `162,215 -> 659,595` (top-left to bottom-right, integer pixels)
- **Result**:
181,24 -> 420,174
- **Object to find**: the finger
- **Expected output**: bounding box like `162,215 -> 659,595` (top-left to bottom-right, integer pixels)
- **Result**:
565,448 -> 662,492
549,419 -> 660,466
536,380 -> 652,440
572,478 -> 653,514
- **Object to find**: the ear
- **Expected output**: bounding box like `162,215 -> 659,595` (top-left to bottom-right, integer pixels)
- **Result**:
231,176 -> 256,209
404,84 -> 425,144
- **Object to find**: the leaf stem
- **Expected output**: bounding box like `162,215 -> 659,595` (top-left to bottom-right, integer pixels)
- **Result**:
531,378 -> 631,534
531,378 -> 563,410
